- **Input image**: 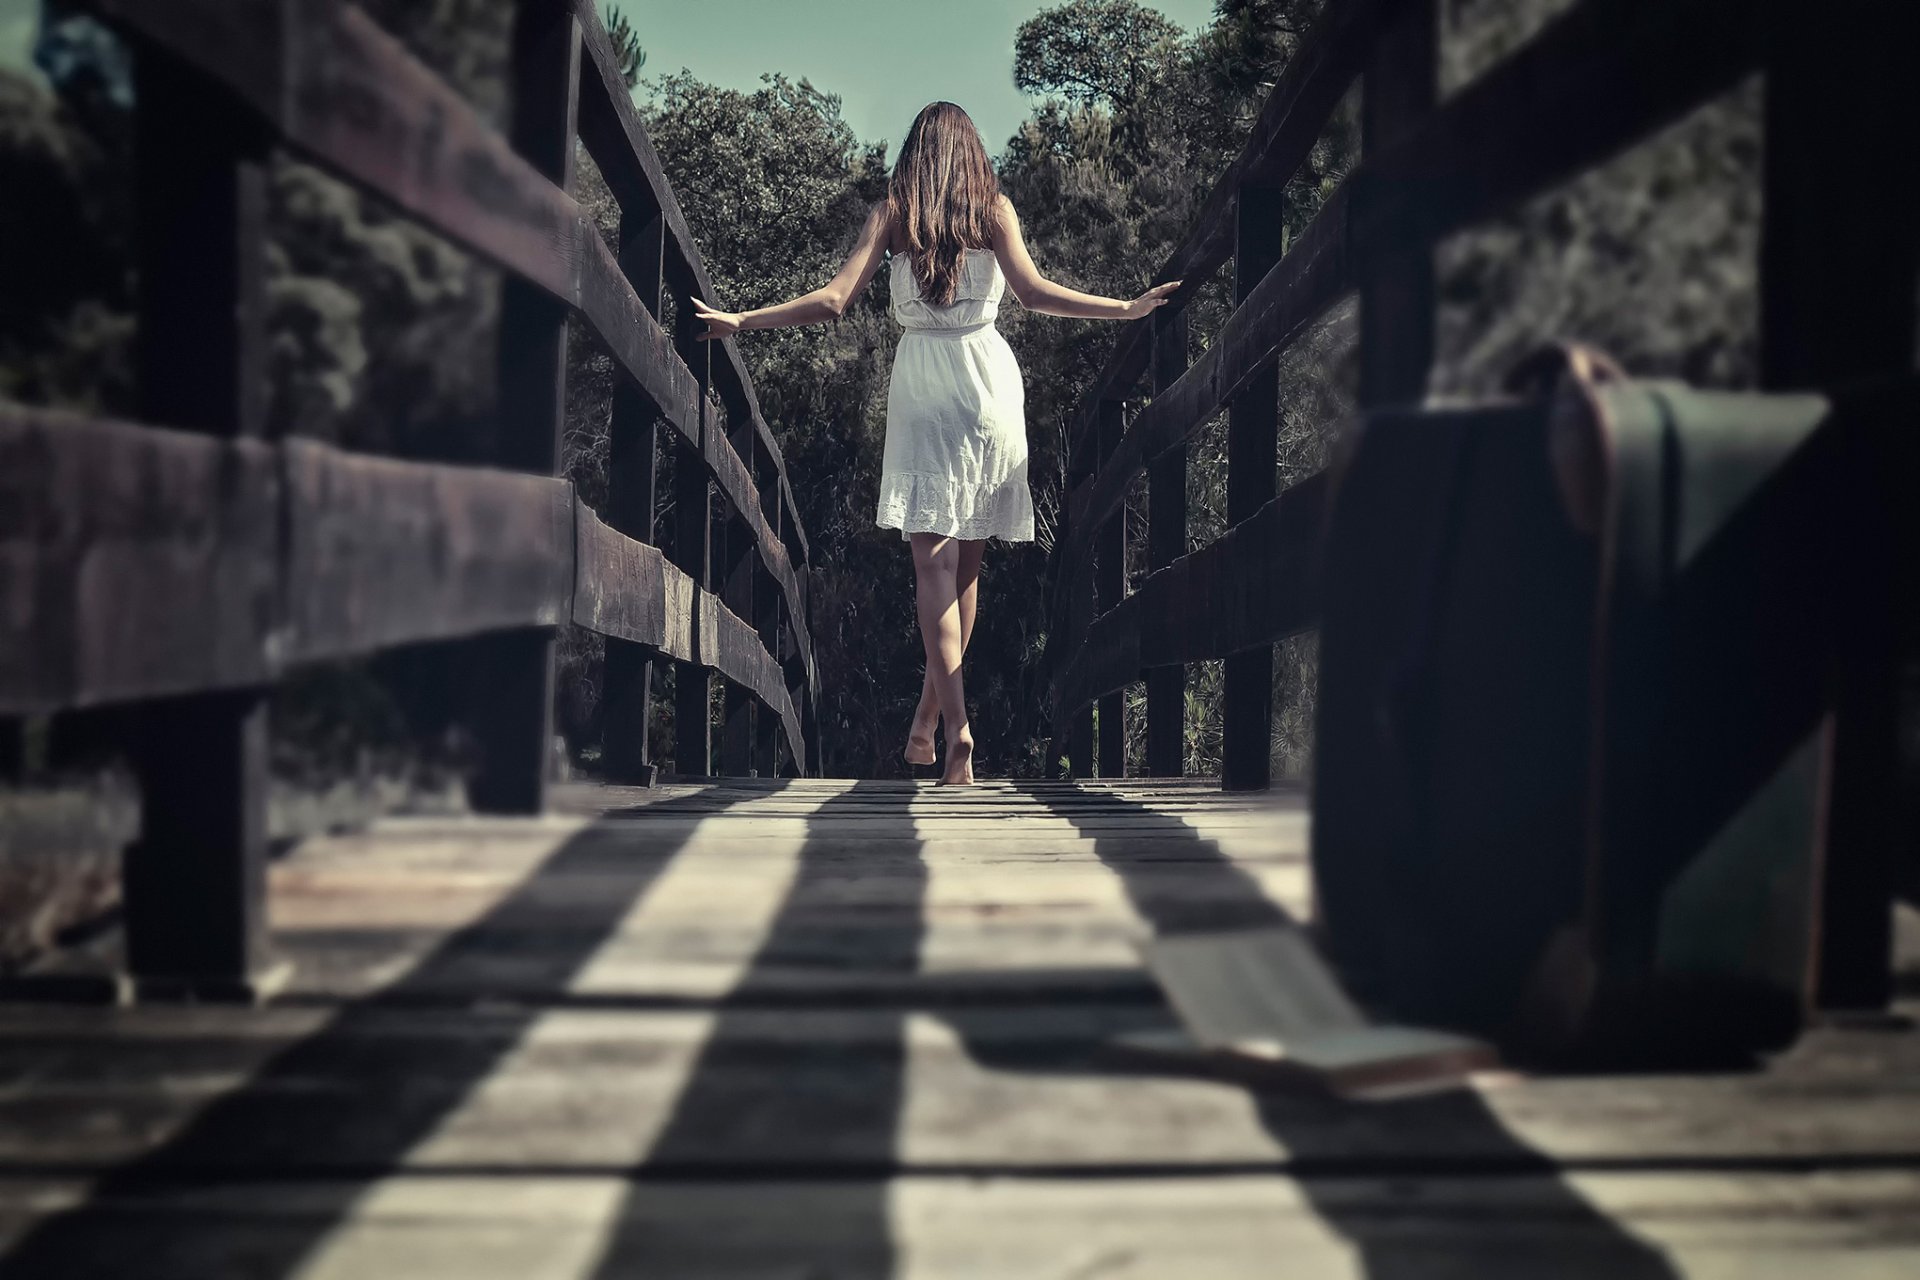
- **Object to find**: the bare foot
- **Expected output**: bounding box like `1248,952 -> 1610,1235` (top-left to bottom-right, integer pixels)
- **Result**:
904,709 -> 938,767
938,728 -> 975,786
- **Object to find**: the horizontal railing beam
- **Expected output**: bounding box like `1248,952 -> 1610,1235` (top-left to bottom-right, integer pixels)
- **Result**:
1063,0 -> 1416,480
0,405 -> 808,766
1054,0 -> 1764,621
567,0 -> 808,567
1054,471 -> 1327,719
83,0 -> 816,693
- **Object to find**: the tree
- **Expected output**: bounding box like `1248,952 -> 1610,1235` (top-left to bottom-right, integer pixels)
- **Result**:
604,6 -> 647,88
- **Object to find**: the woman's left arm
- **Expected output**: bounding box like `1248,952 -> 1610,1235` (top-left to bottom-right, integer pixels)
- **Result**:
692,203 -> 892,339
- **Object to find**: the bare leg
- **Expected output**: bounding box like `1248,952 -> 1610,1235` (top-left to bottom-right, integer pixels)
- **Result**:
907,539 -> 984,764
909,533 -> 974,785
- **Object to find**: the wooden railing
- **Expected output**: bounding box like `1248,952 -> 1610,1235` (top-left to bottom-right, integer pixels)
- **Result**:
1043,0 -> 1915,1005
0,0 -> 818,996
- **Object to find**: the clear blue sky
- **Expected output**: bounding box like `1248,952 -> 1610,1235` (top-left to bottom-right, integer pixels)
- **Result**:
0,0 -> 1224,158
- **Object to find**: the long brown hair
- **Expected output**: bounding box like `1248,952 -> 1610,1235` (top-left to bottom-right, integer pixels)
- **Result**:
886,102 -> 1000,307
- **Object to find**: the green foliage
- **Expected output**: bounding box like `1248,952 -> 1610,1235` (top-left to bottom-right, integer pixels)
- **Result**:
603,6 -> 647,88
0,0 -> 1768,787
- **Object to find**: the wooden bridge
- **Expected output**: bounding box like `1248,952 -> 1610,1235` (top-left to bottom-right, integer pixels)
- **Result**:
2,0 -> 1918,1275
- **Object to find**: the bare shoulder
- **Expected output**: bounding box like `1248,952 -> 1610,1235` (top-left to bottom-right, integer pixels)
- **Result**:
998,195 -> 1029,253
867,200 -> 903,252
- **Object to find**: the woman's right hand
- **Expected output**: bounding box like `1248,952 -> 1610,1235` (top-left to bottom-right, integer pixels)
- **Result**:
1123,281 -> 1181,320
691,296 -> 743,340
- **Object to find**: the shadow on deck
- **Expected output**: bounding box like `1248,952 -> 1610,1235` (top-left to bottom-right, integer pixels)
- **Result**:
0,780 -> 1915,1277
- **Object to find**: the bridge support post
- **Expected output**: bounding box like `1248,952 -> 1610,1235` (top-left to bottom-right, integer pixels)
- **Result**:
1145,310 -> 1189,778
1357,0 -> 1436,410
121,47 -> 280,999
753,446 -> 783,777
1221,184 -> 1288,792
1094,400 -> 1128,778
1760,3 -> 1920,1012
604,213 -> 667,787
721,421 -> 758,777
470,0 -> 581,814
672,311 -> 715,778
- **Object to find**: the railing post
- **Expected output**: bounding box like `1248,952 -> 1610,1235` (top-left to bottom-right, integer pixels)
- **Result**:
1145,309 -> 1189,777
1357,0 -> 1437,408
1760,4 -> 1920,1012
469,0 -> 580,813
671,309 -> 714,777
721,420 -> 757,776
753,443 -> 782,777
122,47 -> 276,998
603,211 -> 666,786
1221,184 -> 1288,792
1063,463 -> 1096,779
1094,400 -> 1128,778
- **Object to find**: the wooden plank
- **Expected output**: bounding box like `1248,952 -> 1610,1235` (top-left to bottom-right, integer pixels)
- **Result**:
1221,185 -> 1286,793
1356,0 -> 1437,409
571,507 -> 797,756
720,425 -> 758,777
1064,0 -> 1416,481
753,446 -> 783,777
0,407 -> 279,714
1059,474 -> 1325,716
1094,402 -> 1127,779
568,0 -> 809,566
602,211 -> 666,785
122,44 -> 279,1000
280,443 -> 575,663
85,0 -> 820,699
1145,310 -> 1189,778
1758,2 -> 1920,1010
1056,0 -> 1765,609
572,503 -> 673,658
672,312 -> 714,778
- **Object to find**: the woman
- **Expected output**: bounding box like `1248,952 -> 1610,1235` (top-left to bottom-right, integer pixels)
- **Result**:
693,101 -> 1177,785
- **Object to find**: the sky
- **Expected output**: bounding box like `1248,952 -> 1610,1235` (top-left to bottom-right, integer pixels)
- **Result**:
603,0 -> 1221,157
0,0 -> 1224,158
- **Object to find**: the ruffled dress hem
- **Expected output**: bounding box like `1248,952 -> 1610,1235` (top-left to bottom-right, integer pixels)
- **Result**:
875,469 -> 1035,542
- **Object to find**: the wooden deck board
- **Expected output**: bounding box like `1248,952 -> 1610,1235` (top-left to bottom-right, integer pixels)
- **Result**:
0,779 -> 1914,1277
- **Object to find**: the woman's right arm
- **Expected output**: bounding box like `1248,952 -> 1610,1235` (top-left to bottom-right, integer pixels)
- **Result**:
692,203 -> 892,339
992,196 -> 1179,321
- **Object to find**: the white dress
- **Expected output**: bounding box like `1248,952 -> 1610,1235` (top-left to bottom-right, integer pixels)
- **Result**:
875,247 -> 1034,542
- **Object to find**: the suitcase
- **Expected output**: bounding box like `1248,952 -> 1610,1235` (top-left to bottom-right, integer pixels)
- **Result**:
1311,346 -> 1907,1064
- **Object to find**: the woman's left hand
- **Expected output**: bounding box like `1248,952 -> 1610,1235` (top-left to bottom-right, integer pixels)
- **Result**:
691,297 -> 743,340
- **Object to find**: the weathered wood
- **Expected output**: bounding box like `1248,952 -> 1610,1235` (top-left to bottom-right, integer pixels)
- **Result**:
467,0 -> 580,817
572,504 -> 685,660
1094,402 -> 1128,779
0,407 -> 279,714
1356,0 -> 1436,409
673,312 -> 714,778
0,783 -> 1915,1277
1055,0 -> 1765,612
1145,309 -> 1189,778
1059,475 -> 1326,716
1064,0 -> 1417,481
603,212 -> 667,786
1221,184 -> 1287,793
85,0 -> 816,699
1759,3 -> 1920,1010
721,423 -> 758,778
568,0 -> 808,567
281,443 -> 575,662
753,445 -> 783,777
123,44 -> 278,1000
